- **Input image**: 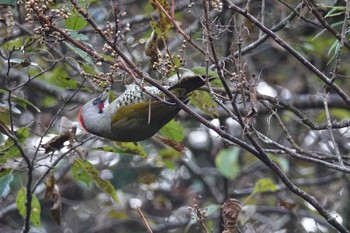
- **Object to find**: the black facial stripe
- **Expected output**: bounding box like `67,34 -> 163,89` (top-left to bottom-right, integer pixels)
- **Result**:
93,98 -> 99,105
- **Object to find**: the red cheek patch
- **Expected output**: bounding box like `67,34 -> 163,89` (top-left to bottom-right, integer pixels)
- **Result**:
98,102 -> 104,113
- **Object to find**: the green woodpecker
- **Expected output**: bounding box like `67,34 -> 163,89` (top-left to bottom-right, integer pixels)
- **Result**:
78,75 -> 207,142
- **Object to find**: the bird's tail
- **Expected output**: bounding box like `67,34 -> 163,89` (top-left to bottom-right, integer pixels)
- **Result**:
168,75 -> 212,96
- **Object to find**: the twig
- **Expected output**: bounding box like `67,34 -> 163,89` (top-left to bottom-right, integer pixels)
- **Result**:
225,0 -> 350,106
259,0 -> 266,38
137,207 -> 153,233
202,0 -> 235,114
4,48 -> 33,233
32,79 -> 86,163
232,1 -> 304,58
260,101 -> 348,163
48,1 -> 350,232
304,0 -> 350,50
31,137 -> 94,193
322,87 -> 343,166
255,129 -> 350,174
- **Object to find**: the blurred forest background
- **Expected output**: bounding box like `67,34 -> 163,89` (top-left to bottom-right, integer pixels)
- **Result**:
1,0 -> 350,232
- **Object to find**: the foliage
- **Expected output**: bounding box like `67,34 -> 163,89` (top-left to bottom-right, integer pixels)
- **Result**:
16,188 -> 41,227
1,0 -> 350,233
72,159 -> 118,203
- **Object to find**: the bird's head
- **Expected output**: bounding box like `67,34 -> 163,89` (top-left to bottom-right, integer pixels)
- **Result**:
78,86 -> 111,131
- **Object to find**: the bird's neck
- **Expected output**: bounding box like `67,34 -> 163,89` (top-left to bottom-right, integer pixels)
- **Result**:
79,105 -> 112,139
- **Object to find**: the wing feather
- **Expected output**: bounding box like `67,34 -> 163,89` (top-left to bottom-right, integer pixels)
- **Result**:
110,101 -> 181,141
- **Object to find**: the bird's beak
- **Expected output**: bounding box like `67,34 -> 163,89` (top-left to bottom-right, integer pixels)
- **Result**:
99,85 -> 111,103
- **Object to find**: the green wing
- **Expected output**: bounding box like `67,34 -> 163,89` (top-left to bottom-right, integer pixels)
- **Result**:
110,101 -> 181,141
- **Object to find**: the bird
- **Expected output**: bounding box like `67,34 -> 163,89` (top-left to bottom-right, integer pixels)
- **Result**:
78,75 -> 208,142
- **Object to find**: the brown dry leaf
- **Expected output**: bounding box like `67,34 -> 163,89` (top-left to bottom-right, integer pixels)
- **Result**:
222,198 -> 242,233
41,131 -> 72,153
50,185 -> 62,225
41,117 -> 76,153
44,175 -> 62,225
155,135 -> 185,152
244,76 -> 258,126
278,200 -> 297,210
44,175 -> 55,200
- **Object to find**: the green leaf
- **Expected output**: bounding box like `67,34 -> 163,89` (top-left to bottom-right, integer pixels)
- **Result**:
65,42 -> 94,65
253,178 -> 278,193
158,148 -> 182,159
67,30 -> 89,41
50,75 -> 79,89
30,195 -> 41,227
268,154 -> 289,172
81,63 -> 99,75
1,37 -> 25,50
72,160 -> 92,186
41,66 -> 84,90
98,53 -> 114,62
206,204 -> 221,217
159,120 -> 184,142
0,169 -> 11,179
322,5 -> 346,18
41,95 -> 58,108
76,0 -> 96,4
16,188 -> 41,227
315,109 -> 350,123
0,173 -> 13,198
108,209 -> 129,219
65,16 -> 87,30
94,146 -> 120,153
191,66 -> 219,79
190,90 -> 218,118
72,159 -> 119,203
158,148 -> 182,169
0,0 -> 16,6
0,127 -> 30,163
0,128 -> 28,162
215,147 -> 240,179
172,54 -> 181,68
114,142 -> 147,158
0,89 -> 41,113
16,188 -> 26,217
15,127 -> 30,144
0,140 -> 20,162
191,66 -> 222,87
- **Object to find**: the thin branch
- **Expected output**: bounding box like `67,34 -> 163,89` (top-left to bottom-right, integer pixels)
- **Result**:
202,0 -> 236,113
4,49 -> 33,233
304,0 -> 350,50
225,0 -> 350,106
234,2 -> 304,57
137,207 -> 153,233
322,87 -> 343,166
260,100 -> 348,163
32,79 -> 86,163
255,130 -> 350,174
31,136 -> 94,194
37,1 -> 350,232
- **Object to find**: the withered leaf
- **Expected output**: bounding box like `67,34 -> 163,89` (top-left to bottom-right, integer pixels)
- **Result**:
155,135 -> 185,152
